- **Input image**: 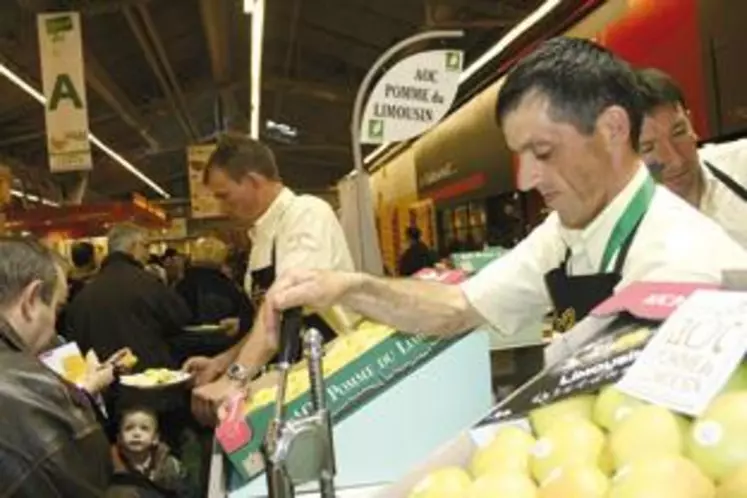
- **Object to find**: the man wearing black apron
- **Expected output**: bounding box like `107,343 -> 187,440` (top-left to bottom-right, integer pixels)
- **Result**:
259,38 -> 747,370
186,134 -> 354,425
637,67 -> 747,249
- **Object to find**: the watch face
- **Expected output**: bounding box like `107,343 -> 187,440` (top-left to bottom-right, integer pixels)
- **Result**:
229,364 -> 249,381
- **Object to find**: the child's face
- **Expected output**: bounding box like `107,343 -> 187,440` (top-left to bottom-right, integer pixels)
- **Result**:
120,411 -> 158,454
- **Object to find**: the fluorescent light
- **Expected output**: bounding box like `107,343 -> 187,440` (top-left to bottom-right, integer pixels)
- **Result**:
11,188 -> 59,207
459,0 -> 562,83
248,0 -> 266,139
0,62 -> 171,198
243,0 -> 255,14
363,0 -> 562,168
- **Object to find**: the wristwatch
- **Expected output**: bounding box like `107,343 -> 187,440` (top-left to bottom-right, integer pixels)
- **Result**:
226,363 -> 253,386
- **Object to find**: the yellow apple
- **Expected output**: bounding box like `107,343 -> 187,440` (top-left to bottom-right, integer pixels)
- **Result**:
610,405 -> 687,469
593,386 -> 647,431
470,426 -> 535,478
409,467 -> 472,498
610,455 -> 714,498
538,464 -> 609,498
529,395 -> 596,436
688,392 -> 747,482
717,464 -> 747,498
467,472 -> 537,498
530,418 -> 606,483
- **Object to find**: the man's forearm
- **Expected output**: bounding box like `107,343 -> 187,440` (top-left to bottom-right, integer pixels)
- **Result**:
342,274 -> 482,336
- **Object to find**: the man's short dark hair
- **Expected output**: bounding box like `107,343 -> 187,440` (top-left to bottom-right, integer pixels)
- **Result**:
204,133 -> 280,184
71,241 -> 95,269
496,37 -> 644,150
635,67 -> 687,113
0,237 -> 60,307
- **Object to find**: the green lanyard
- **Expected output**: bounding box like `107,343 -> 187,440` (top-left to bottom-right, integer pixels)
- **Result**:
598,175 -> 656,273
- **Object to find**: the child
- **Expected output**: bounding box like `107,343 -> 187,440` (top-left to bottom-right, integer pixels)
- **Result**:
111,407 -> 191,498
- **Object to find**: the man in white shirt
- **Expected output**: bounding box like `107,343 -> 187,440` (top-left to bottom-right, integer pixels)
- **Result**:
184,133 -> 354,424
260,38 -> 747,344
637,67 -> 747,248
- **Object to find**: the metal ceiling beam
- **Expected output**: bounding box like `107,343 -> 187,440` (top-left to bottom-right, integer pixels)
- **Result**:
272,0 -> 303,119
135,3 -> 199,139
123,6 -> 197,141
198,0 -> 241,131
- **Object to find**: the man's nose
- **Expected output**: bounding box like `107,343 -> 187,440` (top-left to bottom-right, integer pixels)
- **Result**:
516,156 -> 542,192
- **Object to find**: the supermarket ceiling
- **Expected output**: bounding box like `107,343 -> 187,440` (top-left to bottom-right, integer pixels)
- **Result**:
0,0 -> 550,203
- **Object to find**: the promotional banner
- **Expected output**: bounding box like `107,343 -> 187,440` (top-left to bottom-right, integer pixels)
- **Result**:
37,12 -> 92,172
360,50 -> 462,144
187,144 -> 224,219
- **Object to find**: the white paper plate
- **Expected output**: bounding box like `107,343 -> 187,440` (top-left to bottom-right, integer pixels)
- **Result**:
183,324 -> 226,333
120,369 -> 192,389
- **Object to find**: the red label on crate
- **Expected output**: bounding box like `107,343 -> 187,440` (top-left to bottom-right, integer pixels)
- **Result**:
592,281 -> 720,321
413,268 -> 467,285
216,394 -> 253,454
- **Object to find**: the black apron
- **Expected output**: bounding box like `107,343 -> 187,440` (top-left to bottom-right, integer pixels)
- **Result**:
545,176 -> 656,333
249,242 -> 337,365
704,160 -> 747,202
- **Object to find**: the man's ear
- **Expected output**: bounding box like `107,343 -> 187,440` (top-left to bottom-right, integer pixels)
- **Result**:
18,280 -> 43,321
596,105 -> 632,150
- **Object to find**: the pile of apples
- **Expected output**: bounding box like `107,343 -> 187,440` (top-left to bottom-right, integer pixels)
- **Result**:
409,364 -> 747,498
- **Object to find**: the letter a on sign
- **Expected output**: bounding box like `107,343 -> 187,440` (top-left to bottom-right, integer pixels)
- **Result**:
38,12 -> 92,172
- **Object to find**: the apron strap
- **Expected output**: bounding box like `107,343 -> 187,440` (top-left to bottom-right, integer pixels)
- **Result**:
704,160 -> 747,202
612,216 -> 644,275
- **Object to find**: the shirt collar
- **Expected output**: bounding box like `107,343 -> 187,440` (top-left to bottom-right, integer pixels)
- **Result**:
248,187 -> 296,241
559,164 -> 651,266
697,156 -> 719,211
0,316 -> 28,353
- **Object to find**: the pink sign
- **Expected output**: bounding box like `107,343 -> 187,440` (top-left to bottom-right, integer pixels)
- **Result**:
413,268 -> 468,285
216,394 -> 253,454
592,281 -> 720,321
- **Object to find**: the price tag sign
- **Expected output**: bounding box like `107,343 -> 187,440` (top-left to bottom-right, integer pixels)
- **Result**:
617,290 -> 747,416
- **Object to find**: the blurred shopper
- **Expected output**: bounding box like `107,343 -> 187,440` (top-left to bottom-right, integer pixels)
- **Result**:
261,38 -> 747,350
66,223 -> 190,371
637,67 -> 747,248
68,240 -> 98,300
184,133 -> 354,425
162,248 -> 186,287
145,254 -> 168,284
0,237 -> 121,496
397,226 -> 436,276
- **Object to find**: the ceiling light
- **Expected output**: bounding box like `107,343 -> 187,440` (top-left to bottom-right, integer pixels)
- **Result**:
248,0 -> 266,140
243,0 -> 255,14
11,188 -> 59,207
0,62 -> 171,199
363,0 -> 562,168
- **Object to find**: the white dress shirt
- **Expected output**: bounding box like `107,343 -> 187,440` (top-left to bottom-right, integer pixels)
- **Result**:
697,139 -> 747,249
461,165 -> 747,336
245,187 -> 354,294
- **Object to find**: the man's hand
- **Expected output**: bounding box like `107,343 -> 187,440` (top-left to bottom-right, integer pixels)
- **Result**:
182,356 -> 227,386
191,376 -> 244,426
263,269 -> 359,335
79,348 -> 131,394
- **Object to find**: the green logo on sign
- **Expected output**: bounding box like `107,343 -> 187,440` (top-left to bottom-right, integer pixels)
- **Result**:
46,15 -> 73,36
445,51 -> 462,72
49,74 -> 84,111
368,119 -> 384,139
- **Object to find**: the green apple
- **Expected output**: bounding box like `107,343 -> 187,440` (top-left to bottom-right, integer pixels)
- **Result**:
530,418 -> 606,483
409,467 -> 472,498
470,426 -> 535,478
538,464 -> 609,498
529,395 -> 596,436
610,455 -> 714,498
721,363 -> 747,394
467,472 -> 537,498
688,392 -> 747,482
610,405 -> 687,469
593,386 -> 647,431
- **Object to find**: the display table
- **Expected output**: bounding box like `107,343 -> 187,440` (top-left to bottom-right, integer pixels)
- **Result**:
224,330 -> 493,497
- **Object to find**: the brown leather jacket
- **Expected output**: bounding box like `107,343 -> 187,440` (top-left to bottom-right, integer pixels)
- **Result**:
0,318 -> 112,497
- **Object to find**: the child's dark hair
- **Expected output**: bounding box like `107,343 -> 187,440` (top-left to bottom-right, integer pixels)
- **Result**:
118,406 -> 160,432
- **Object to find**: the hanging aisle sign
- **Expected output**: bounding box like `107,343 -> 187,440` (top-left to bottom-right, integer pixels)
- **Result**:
37,12 -> 92,172
360,50 -> 463,144
187,144 -> 224,219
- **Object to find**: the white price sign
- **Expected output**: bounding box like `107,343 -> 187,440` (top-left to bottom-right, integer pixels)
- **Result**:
360,50 -> 462,144
617,290 -> 747,416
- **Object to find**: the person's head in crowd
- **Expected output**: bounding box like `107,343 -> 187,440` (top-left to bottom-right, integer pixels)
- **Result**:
636,67 -> 702,206
191,237 -> 228,269
162,247 -> 186,283
0,238 -> 67,353
117,407 -> 160,460
204,133 -> 282,225
70,241 -> 96,271
107,223 -> 149,265
496,36 -> 644,229
406,226 -> 422,244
